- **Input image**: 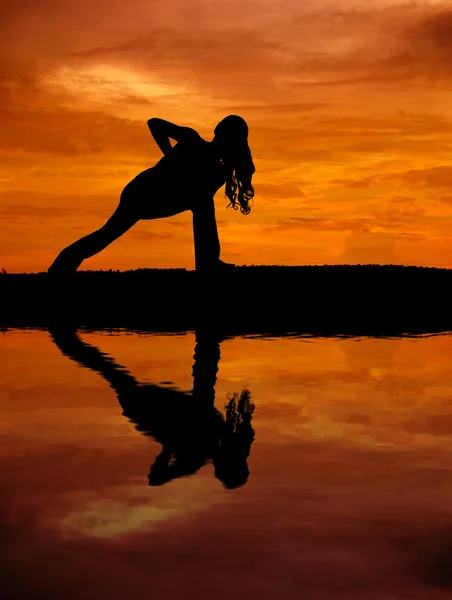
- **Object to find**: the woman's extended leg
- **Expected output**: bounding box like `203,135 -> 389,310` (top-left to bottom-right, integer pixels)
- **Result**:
48,204 -> 139,274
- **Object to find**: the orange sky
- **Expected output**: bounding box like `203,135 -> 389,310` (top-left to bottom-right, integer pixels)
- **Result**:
2,0 -> 452,272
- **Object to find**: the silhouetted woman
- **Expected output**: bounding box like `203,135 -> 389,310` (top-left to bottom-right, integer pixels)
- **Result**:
48,115 -> 255,274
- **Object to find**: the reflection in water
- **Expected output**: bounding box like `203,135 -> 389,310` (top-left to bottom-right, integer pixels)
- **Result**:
49,327 -> 255,489
5,332 -> 452,598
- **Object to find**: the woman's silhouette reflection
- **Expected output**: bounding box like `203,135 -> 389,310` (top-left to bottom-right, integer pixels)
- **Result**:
49,328 -> 255,489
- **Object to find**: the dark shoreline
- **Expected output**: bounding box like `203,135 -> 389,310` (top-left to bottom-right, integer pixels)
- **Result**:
1,265 -> 451,337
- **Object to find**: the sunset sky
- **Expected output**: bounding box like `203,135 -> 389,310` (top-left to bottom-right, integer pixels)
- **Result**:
2,0 -> 452,272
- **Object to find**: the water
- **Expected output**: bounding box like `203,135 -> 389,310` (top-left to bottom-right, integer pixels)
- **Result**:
2,329 -> 452,599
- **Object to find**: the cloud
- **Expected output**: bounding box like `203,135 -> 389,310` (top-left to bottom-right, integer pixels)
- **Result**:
384,8 -> 452,81
387,166 -> 452,188
275,4 -> 452,87
256,182 -> 307,200
0,97 -> 150,157
434,195 -> 452,206
339,231 -> 399,264
162,219 -> 190,229
333,166 -> 452,191
0,204 -> 79,220
0,191 -> 116,223
267,210 -> 427,240
0,0 -> 156,60
221,102 -> 330,114
390,195 -> 418,205
268,216 -> 373,233
126,229 -> 173,241
4,2 -> 452,112
370,206 -> 427,227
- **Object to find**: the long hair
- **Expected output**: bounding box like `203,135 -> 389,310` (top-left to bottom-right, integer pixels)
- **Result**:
214,116 -> 255,216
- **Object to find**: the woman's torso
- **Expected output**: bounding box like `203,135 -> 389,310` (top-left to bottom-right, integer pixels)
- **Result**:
123,132 -> 228,218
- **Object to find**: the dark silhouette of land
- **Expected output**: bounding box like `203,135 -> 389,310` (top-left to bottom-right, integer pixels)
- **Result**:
1,264 -> 452,336
49,327 -> 254,488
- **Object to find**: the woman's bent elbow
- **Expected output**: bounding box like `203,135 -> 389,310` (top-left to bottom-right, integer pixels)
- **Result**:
147,118 -> 160,130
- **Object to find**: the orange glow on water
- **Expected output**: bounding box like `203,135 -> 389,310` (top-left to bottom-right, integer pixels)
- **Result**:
2,330 -> 452,598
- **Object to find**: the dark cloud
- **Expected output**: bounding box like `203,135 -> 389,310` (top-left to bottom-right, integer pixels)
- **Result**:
386,9 -> 452,81
366,7 -> 452,84
282,5 -> 452,86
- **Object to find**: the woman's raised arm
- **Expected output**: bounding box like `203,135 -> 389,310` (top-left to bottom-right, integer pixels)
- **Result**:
147,118 -> 200,156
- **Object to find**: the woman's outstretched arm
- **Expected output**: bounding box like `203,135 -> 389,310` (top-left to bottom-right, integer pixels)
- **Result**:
147,118 -> 200,156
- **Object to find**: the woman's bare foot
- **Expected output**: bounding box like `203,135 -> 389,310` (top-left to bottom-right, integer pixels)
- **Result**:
217,259 -> 236,269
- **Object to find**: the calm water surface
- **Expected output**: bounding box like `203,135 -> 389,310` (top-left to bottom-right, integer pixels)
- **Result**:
2,328 -> 452,599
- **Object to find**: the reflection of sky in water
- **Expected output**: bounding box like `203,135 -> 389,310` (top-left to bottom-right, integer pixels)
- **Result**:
2,329 -> 452,599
